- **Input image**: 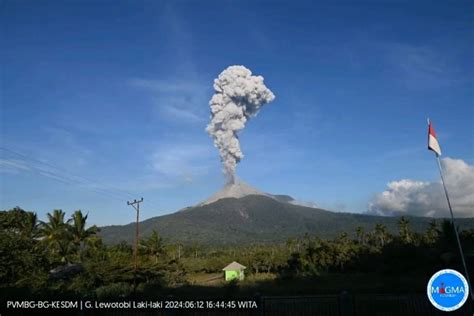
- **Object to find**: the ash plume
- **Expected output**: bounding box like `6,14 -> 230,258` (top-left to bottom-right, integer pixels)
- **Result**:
206,65 -> 275,184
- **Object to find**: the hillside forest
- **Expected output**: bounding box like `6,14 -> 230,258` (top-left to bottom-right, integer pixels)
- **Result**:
1,207 -> 473,300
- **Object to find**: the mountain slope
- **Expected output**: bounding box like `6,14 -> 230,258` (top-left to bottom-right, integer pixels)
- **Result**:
99,195 -> 474,244
200,180 -> 271,205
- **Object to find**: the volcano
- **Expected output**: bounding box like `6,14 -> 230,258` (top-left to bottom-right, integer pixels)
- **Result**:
199,180 -> 297,206
201,180 -> 270,205
99,181 -> 474,245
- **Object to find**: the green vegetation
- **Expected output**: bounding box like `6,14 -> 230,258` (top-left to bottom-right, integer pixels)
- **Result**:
1,206 -> 473,300
99,195 -> 474,244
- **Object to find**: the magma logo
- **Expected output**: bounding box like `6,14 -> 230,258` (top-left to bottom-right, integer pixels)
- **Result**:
427,269 -> 469,311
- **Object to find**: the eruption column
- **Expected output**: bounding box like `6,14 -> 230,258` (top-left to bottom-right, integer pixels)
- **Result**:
206,65 -> 275,184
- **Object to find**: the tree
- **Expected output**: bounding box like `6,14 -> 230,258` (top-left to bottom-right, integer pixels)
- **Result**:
22,212 -> 40,240
440,219 -> 459,247
0,208 -> 49,287
286,237 -> 296,253
398,217 -> 413,244
424,219 -> 440,244
355,226 -> 365,245
374,223 -> 390,247
84,236 -> 104,259
334,232 -> 355,272
70,210 -> 99,257
140,230 -> 165,264
187,242 -> 202,259
40,209 -> 73,263
174,242 -> 183,260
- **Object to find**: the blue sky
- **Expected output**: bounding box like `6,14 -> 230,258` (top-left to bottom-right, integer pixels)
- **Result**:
1,1 -> 473,226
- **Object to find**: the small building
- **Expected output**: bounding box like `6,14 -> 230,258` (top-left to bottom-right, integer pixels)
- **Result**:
223,261 -> 246,281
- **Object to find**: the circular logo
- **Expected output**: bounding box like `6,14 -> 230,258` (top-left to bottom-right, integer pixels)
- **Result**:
427,269 -> 469,311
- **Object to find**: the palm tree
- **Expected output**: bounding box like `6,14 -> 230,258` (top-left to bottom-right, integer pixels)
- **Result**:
398,217 -> 413,244
176,242 -> 183,260
40,209 -> 72,262
188,242 -> 201,259
334,232 -> 354,272
21,212 -> 40,240
69,210 -> 99,256
424,219 -> 440,244
374,223 -> 390,247
355,226 -> 365,245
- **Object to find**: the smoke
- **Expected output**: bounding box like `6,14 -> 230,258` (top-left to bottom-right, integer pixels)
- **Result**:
368,158 -> 474,218
206,65 -> 275,183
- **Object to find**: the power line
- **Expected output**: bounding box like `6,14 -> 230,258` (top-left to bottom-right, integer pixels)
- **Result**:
0,146 -> 165,216
1,157 -> 128,202
0,147 -> 135,200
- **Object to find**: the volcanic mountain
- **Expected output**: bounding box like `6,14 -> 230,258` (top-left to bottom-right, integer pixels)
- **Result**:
200,180 -> 271,205
99,181 -> 474,244
198,180 -> 301,206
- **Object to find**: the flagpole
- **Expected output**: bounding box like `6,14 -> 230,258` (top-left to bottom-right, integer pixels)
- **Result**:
435,155 -> 473,301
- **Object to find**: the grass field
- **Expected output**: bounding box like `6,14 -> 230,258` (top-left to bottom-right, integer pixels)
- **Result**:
168,271 -> 431,299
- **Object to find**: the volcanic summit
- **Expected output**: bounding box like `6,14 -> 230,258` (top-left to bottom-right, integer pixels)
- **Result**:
201,180 -> 271,205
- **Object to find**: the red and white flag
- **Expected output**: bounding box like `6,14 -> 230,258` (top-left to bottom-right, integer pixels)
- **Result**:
428,119 -> 442,156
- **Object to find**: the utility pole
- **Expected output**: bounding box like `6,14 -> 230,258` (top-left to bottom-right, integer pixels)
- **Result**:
127,197 -> 143,292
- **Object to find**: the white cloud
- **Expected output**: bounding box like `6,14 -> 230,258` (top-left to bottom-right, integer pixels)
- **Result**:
42,126 -> 92,166
368,158 -> 474,218
151,143 -> 213,182
157,96 -> 204,122
384,43 -> 465,89
130,78 -> 200,92
0,158 -> 31,174
130,78 -> 208,123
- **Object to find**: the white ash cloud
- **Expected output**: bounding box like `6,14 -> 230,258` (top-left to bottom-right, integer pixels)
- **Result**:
206,65 -> 275,183
289,199 -> 318,208
368,158 -> 474,218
